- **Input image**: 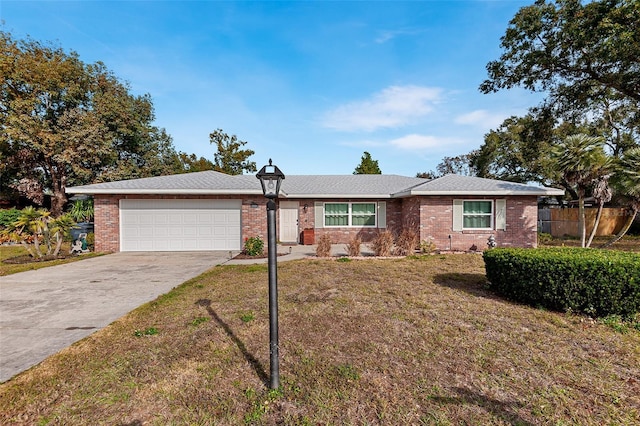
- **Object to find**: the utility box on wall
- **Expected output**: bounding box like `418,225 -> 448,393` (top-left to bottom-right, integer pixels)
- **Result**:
301,228 -> 315,245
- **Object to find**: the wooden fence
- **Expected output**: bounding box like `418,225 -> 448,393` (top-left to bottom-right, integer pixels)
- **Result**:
538,208 -> 630,237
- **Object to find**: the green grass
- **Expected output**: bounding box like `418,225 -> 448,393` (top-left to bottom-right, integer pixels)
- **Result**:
0,245 -> 102,276
1,255 -> 638,425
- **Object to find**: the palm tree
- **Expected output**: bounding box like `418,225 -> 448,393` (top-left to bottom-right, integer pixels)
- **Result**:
601,147 -> 640,248
1,207 -> 77,258
550,134 -> 610,248
585,173 -> 613,248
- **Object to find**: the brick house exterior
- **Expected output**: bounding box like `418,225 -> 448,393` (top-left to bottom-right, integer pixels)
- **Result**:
67,172 -> 563,253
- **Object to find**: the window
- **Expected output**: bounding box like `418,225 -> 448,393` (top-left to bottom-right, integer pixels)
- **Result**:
324,203 -> 349,226
462,200 -> 493,229
324,202 -> 376,227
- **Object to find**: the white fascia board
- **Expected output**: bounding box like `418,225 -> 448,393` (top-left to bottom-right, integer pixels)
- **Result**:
406,189 -> 565,196
283,193 -> 392,199
66,188 -> 263,195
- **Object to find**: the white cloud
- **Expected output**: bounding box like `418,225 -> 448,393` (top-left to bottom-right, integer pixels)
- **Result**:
455,109 -> 506,129
323,85 -> 443,132
374,28 -> 424,44
389,134 -> 463,150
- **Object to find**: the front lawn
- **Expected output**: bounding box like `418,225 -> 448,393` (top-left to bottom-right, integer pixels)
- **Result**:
1,255 -> 638,425
0,245 -> 101,276
539,235 -> 640,252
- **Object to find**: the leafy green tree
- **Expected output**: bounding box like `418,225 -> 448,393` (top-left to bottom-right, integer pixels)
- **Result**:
602,147 -> 640,247
476,0 -> 639,187
0,31 -> 179,215
353,151 -> 381,174
436,152 -> 478,177
480,0 -> 640,105
210,129 -> 256,175
175,152 -> 215,173
471,111 -> 558,185
417,152 -> 477,179
550,135 -> 611,247
416,171 -> 437,179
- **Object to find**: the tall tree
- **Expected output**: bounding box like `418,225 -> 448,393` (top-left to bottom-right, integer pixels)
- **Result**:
436,152 -> 478,177
353,151 -> 381,174
476,0 -> 639,198
550,134 -> 611,247
0,31 -> 179,215
175,152 -> 215,173
480,0 -> 640,105
209,129 -> 256,175
602,147 -> 640,247
471,110 -> 559,185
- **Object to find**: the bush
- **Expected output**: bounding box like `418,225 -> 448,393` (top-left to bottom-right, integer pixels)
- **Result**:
0,208 -> 20,228
394,229 -> 419,256
371,230 -> 394,257
68,199 -> 94,223
346,236 -> 361,257
419,239 -> 436,254
483,248 -> 640,319
316,234 -> 332,257
243,237 -> 264,256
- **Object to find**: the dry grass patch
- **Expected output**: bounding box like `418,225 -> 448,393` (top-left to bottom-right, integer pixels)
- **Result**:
1,256 -> 638,425
0,245 -> 101,276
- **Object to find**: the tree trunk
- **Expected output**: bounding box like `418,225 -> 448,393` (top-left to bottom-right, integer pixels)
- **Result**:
50,173 -> 68,217
20,241 -> 36,258
53,232 -> 64,257
586,201 -> 604,248
578,197 -> 586,248
599,209 -> 637,248
32,233 -> 43,258
50,190 -> 67,217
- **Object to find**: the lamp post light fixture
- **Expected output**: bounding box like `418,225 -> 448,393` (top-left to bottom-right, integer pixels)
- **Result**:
256,159 -> 285,389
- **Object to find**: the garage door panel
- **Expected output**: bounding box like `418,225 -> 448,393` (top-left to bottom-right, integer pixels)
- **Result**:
120,199 -> 241,251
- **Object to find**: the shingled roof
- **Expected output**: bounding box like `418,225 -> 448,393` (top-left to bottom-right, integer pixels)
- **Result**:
395,174 -> 565,197
66,171 -> 564,198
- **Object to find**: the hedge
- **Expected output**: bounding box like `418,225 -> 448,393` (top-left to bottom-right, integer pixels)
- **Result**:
483,248 -> 640,318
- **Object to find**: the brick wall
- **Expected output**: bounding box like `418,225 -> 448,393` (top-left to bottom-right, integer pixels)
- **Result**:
94,195 -> 120,252
94,194 -> 263,252
93,194 -> 539,252
419,195 -> 538,251
310,199 -> 402,243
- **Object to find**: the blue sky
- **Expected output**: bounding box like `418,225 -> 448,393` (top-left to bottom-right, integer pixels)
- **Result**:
1,0 -> 543,176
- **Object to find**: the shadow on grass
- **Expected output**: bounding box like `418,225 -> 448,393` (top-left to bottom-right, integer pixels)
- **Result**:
433,272 -> 503,300
196,299 -> 269,387
429,386 -> 534,426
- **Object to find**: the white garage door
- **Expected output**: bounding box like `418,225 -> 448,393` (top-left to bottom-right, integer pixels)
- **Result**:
120,199 -> 241,251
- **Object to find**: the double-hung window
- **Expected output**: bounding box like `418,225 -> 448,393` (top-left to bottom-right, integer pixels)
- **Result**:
324,202 -> 376,227
462,200 -> 493,229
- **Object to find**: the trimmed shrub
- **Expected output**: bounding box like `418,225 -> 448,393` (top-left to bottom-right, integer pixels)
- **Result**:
316,234 -> 332,257
483,248 -> 640,318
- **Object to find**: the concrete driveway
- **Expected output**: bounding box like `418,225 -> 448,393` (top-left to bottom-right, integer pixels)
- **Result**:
0,251 -> 232,383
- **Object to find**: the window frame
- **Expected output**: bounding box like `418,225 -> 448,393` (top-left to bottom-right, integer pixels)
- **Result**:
462,200 -> 494,230
323,202 -> 377,228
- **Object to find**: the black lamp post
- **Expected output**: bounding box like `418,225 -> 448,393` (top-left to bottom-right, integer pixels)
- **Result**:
256,159 -> 285,389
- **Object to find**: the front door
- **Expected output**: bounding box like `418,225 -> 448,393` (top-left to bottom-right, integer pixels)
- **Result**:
279,201 -> 299,243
